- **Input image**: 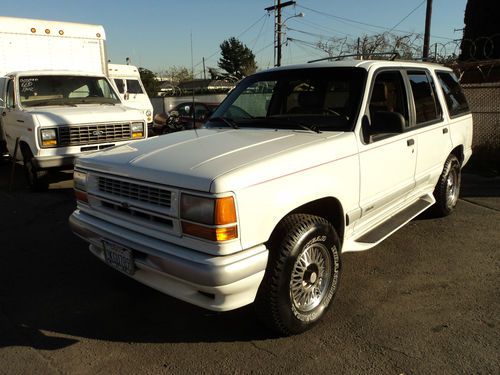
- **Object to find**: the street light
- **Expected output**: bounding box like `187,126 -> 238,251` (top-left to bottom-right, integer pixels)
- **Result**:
276,12 -> 304,66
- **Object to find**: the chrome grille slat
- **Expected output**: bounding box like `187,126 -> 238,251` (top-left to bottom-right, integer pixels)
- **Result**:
97,176 -> 172,208
59,123 -> 132,146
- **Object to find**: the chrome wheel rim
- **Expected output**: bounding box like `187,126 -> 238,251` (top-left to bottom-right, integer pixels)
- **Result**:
446,167 -> 459,208
290,242 -> 332,313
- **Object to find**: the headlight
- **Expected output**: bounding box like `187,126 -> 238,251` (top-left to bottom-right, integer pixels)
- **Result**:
73,170 -> 88,202
180,194 -> 237,241
40,128 -> 57,147
131,122 -> 144,138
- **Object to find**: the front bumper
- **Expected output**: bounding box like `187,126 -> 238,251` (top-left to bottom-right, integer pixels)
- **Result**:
69,210 -> 268,311
34,155 -> 76,169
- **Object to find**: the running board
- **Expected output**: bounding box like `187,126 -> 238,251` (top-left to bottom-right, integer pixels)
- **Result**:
355,195 -> 434,245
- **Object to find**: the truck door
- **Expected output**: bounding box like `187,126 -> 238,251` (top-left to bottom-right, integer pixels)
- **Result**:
2,79 -> 28,158
358,70 -> 417,222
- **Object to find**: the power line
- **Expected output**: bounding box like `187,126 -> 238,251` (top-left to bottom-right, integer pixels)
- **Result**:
297,4 -> 455,40
388,0 -> 426,34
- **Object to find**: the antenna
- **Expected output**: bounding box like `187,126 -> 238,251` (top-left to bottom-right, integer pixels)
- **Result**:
190,32 -> 198,138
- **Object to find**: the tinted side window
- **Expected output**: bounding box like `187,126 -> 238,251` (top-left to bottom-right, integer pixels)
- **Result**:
408,71 -> 442,124
6,80 -> 15,108
114,79 -> 125,94
126,79 -> 143,94
369,70 -> 409,124
436,72 -> 469,117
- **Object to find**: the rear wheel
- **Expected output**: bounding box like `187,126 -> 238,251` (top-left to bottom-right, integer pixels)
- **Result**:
255,214 -> 341,335
22,147 -> 48,192
432,154 -> 461,217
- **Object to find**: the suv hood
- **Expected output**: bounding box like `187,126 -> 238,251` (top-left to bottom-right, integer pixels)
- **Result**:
30,105 -> 144,126
77,128 -> 347,192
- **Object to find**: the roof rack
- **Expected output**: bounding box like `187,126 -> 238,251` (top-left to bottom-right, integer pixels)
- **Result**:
308,52 -> 401,63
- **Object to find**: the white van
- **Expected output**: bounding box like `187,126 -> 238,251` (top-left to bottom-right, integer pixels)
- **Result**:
0,17 -> 147,191
108,64 -> 153,133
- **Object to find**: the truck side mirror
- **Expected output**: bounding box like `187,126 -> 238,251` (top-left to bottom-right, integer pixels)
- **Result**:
124,92 -> 130,100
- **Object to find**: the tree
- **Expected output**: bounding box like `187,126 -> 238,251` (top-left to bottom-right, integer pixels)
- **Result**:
316,32 -> 421,60
218,37 -> 257,81
138,67 -> 161,97
161,66 -> 194,84
460,0 -> 500,60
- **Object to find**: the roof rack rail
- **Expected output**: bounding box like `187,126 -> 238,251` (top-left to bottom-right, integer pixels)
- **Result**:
308,51 -> 401,63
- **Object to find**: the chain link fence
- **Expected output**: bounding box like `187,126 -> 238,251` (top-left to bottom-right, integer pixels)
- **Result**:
462,83 -> 500,148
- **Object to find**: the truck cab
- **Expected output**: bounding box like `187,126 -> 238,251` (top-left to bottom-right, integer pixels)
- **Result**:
108,64 -> 154,135
0,17 -> 148,190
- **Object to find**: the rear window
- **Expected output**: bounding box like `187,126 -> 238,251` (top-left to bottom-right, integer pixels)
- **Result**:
436,72 -> 470,117
408,71 -> 442,125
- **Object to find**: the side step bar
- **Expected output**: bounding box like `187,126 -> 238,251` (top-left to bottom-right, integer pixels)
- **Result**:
355,195 -> 434,245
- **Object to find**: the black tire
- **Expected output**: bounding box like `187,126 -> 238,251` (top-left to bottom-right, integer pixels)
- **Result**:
22,147 -> 49,192
255,214 -> 341,335
432,154 -> 461,217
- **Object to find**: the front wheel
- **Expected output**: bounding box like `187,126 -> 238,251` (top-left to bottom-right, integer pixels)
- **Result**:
255,214 -> 341,335
432,154 -> 461,217
22,148 -> 48,192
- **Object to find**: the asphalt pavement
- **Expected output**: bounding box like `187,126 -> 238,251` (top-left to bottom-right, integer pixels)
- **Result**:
0,161 -> 498,374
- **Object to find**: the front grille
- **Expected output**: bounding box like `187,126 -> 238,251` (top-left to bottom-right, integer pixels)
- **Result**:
59,123 -> 132,146
98,176 -> 172,209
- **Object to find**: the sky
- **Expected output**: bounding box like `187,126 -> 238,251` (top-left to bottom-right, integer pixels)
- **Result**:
2,0 -> 468,77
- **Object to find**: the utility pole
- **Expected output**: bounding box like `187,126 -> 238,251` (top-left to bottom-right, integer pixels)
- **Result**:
202,57 -> 206,80
422,0 -> 433,60
265,0 -> 296,67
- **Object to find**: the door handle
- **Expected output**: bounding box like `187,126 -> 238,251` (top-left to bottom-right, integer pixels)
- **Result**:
443,128 -> 449,134
407,139 -> 415,146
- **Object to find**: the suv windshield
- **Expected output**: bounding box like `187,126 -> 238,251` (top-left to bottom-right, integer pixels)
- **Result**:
19,75 -> 121,107
207,67 -> 366,132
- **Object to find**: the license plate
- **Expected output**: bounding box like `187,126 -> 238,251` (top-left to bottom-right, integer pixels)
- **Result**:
102,241 -> 135,275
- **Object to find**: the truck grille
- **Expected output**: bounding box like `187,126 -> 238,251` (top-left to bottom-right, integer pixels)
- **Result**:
97,176 -> 172,209
59,123 -> 132,146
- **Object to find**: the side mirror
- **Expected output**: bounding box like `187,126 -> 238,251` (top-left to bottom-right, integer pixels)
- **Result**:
124,92 -> 130,100
371,111 -> 405,134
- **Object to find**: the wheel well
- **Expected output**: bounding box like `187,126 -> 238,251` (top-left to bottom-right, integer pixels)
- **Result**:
269,197 -> 345,246
451,145 -> 464,165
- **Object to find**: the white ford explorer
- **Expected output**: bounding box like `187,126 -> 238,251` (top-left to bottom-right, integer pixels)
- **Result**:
70,60 -> 473,335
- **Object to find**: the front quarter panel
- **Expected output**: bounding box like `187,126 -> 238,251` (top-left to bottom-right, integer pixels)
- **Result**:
229,133 -> 360,251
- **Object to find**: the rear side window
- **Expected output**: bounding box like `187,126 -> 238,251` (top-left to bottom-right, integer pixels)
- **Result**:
436,72 -> 470,117
126,79 -> 143,94
408,71 -> 442,124
113,79 -> 125,94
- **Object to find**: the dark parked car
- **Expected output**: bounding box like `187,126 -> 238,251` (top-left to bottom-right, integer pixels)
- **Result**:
153,101 -> 219,135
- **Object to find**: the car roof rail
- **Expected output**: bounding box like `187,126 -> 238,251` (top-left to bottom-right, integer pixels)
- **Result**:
308,51 -> 401,63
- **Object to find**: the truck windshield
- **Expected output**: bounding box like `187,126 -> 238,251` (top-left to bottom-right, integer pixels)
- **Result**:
18,75 -> 121,107
207,67 -> 366,132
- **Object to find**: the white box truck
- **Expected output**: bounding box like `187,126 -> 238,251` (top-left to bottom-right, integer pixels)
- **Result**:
0,17 -> 147,190
108,64 -> 153,134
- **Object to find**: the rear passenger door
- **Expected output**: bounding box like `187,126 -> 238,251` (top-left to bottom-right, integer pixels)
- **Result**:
405,70 -> 452,198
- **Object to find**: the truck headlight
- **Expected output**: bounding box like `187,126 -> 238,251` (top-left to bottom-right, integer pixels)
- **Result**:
40,128 -> 57,147
74,170 -> 88,203
131,122 -> 144,138
180,194 -> 238,242
145,110 -> 152,123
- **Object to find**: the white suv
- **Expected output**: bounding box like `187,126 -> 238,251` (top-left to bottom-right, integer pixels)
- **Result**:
70,60 -> 473,335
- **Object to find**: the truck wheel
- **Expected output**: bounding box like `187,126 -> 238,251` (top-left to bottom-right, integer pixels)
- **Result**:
255,214 -> 341,335
22,148 -> 48,192
432,154 -> 461,217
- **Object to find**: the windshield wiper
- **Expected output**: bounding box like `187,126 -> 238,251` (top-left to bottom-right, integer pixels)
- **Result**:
27,101 -> 77,107
295,122 -> 321,134
209,116 -> 239,129
251,116 -> 321,133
